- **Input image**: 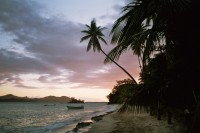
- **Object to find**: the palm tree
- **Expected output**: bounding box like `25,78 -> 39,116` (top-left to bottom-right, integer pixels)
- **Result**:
108,0 -> 198,128
108,0 -> 192,71
104,24 -> 146,71
108,0 -> 193,94
80,19 -> 137,84
109,1 -> 167,70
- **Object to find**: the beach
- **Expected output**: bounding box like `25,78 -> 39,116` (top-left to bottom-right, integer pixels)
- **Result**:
87,111 -> 186,133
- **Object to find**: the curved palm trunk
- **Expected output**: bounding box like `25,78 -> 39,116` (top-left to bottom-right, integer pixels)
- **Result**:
100,48 -> 137,84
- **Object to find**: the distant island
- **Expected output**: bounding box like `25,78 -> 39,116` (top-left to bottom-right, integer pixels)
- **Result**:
0,94 -> 84,103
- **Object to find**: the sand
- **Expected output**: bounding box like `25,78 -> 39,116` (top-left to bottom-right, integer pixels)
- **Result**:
87,112 -> 186,133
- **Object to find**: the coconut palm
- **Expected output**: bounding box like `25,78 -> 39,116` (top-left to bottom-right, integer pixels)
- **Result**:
104,24 -> 147,71
106,0 -> 196,126
80,19 -> 137,84
108,0 -> 193,97
108,0 -> 192,71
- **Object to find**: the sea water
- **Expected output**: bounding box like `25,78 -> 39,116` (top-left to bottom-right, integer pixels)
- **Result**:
0,102 -> 118,133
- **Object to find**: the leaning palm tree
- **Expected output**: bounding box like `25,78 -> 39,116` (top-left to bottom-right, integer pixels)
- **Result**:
108,0 -> 196,128
80,19 -> 137,84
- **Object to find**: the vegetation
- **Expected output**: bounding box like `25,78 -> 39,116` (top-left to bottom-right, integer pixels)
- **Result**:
80,19 -> 137,83
81,0 -> 199,132
69,97 -> 84,103
107,79 -> 136,104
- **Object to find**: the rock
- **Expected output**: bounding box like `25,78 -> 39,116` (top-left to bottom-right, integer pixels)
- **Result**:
72,121 -> 93,132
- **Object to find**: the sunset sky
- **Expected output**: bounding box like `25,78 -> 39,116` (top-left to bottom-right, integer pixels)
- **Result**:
0,0 -> 140,102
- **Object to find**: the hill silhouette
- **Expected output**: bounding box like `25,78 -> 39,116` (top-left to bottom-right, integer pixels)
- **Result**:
0,94 -> 84,103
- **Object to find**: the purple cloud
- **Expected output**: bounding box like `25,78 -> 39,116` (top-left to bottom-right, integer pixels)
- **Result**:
0,0 -> 140,90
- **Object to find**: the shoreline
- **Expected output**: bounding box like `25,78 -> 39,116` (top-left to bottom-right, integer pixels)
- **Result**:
86,111 -> 187,133
65,111 -> 116,133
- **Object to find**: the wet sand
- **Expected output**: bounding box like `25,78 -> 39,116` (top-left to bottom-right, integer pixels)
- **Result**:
87,112 -> 186,133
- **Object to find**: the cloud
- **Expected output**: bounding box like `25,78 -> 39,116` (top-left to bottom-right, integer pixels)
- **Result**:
0,49 -> 55,74
113,4 -> 123,12
15,84 -> 39,89
0,73 -> 22,85
0,0 -> 140,91
125,0 -> 133,4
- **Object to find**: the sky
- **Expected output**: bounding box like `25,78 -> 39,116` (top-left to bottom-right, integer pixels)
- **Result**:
0,0 -> 139,102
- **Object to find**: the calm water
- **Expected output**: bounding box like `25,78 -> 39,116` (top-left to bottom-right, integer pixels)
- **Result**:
0,102 -> 117,133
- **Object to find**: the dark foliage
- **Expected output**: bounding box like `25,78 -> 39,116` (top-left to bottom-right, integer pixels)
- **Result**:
106,0 -> 200,131
69,97 -> 84,103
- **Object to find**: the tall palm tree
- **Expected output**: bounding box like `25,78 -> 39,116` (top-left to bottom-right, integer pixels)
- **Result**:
109,1 -> 166,70
108,0 -> 197,129
108,0 -> 191,71
108,0 -> 193,99
80,19 -> 137,84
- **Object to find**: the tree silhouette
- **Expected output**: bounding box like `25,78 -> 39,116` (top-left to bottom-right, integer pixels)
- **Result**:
80,19 -> 137,83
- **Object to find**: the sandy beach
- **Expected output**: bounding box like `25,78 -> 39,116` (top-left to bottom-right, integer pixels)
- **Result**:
87,112 -> 186,133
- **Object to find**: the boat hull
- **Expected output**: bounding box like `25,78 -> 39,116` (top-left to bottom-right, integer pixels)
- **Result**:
67,105 -> 84,109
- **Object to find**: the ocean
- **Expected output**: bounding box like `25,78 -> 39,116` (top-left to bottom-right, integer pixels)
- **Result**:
0,102 -> 118,133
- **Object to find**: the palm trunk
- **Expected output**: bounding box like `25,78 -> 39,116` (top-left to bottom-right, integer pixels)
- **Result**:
100,49 -> 137,84
138,55 -> 142,71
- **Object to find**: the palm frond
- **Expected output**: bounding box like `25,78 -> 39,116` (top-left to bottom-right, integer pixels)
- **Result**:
87,39 -> 93,52
80,35 -> 91,43
80,18 -> 107,53
81,30 -> 91,34
104,44 -> 129,64
99,37 -> 107,45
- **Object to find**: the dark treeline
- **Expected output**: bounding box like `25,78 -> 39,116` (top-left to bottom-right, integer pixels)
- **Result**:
69,97 -> 84,103
81,0 -> 199,132
107,79 -> 137,104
